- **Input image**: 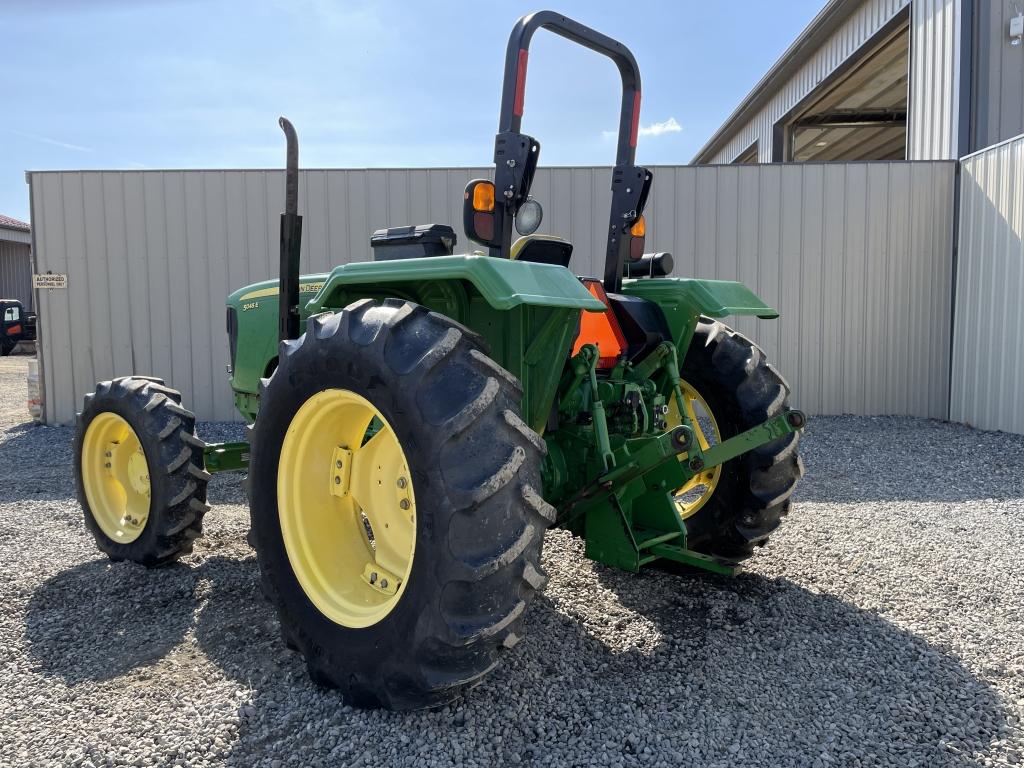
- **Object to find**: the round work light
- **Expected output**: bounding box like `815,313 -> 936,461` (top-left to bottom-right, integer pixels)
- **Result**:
515,198 -> 544,236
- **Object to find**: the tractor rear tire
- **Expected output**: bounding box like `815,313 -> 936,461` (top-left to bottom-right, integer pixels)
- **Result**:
248,299 -> 551,711
676,319 -> 804,562
74,377 -> 210,566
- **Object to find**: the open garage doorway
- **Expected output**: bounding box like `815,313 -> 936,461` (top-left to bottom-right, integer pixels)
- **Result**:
777,15 -> 909,162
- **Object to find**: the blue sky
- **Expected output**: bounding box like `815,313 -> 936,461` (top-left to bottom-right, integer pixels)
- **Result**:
1,0 -> 824,222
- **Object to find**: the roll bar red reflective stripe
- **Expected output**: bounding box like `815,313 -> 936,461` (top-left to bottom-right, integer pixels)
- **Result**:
629,91 -> 641,147
513,50 -> 528,117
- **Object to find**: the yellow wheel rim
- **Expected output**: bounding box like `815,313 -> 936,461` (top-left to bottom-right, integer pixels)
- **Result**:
666,379 -> 722,520
80,412 -> 151,543
277,389 -> 416,629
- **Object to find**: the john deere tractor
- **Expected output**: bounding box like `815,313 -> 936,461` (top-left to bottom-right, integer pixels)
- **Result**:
74,11 -> 803,710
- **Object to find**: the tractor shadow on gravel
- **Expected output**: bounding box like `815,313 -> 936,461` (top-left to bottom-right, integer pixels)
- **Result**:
23,546 -> 1012,766
24,553 -> 290,690
23,558 -> 200,685
587,561 -> 1012,765
0,423 -> 77,502
203,552 -> 1010,766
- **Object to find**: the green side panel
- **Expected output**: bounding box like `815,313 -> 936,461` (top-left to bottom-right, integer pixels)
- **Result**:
227,273 -> 332,306
465,300 -> 578,433
622,277 -> 777,352
308,254 -> 604,313
226,275 -> 330,419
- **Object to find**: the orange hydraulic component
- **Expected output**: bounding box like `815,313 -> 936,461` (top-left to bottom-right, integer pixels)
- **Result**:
571,279 -> 627,368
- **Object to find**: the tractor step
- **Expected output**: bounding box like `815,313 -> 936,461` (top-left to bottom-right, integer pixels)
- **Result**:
634,528 -> 682,550
634,527 -> 740,575
643,543 -> 741,576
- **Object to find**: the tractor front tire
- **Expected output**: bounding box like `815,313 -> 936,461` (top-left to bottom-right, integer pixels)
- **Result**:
248,299 -> 551,711
676,319 -> 804,562
74,377 -> 210,566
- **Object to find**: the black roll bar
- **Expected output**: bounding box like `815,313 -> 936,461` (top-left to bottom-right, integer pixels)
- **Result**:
493,11 -> 649,292
498,10 -> 642,167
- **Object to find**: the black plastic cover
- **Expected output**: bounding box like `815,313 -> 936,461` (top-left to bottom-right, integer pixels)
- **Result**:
515,237 -> 573,267
608,293 -> 672,363
623,252 -> 673,278
370,224 -> 457,261
226,306 -> 238,372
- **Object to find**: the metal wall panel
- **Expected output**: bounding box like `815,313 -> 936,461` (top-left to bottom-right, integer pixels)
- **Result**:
29,168 -> 494,425
0,241 -> 33,310
0,226 -> 32,245
645,162 -> 956,418
708,0 -> 910,163
29,161 -> 956,424
907,0 -> 964,159
950,134 -> 1024,433
972,0 -> 1024,151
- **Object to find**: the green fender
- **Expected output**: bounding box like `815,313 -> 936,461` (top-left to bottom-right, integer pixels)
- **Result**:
305,254 -> 604,313
227,255 -> 602,428
621,277 -> 778,353
302,255 -> 604,432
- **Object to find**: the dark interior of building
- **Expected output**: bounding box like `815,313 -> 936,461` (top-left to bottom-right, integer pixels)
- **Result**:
784,20 -> 909,162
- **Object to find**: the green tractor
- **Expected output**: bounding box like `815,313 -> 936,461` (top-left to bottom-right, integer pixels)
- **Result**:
73,11 -> 803,710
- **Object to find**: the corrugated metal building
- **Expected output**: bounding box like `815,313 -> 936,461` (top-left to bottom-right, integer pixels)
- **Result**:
21,0 -> 1024,433
973,1 -> 1024,149
0,214 -> 33,311
690,0 -> 1024,434
28,162 -> 956,424
694,0 -> 1023,165
950,133 -> 1024,433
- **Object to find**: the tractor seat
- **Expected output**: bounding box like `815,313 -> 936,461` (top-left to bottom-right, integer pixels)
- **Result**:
511,235 -> 573,267
370,224 -> 457,261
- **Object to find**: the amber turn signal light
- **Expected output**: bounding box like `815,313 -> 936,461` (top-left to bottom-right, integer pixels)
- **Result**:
472,181 -> 495,212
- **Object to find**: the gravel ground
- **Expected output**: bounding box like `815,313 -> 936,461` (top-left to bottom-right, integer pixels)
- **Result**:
0,353 -> 1022,767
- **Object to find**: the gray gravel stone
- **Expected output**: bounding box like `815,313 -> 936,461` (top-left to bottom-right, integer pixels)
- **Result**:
0,355 -> 1022,766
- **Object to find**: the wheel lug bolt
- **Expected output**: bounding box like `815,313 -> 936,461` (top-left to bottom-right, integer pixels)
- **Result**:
336,459 -> 342,468
380,579 -> 388,589
369,572 -> 378,584
397,477 -> 407,489
399,499 -> 410,510
334,476 -> 341,485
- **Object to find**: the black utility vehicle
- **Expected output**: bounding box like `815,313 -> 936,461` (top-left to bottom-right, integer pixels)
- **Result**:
0,299 -> 36,355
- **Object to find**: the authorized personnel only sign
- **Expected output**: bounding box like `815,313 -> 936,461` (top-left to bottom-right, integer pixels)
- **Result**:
33,273 -> 67,290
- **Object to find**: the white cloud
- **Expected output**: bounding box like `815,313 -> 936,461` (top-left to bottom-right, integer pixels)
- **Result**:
639,117 -> 682,137
601,117 -> 682,141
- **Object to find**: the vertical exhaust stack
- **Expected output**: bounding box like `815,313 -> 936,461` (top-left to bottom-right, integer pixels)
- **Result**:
278,117 -> 302,342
